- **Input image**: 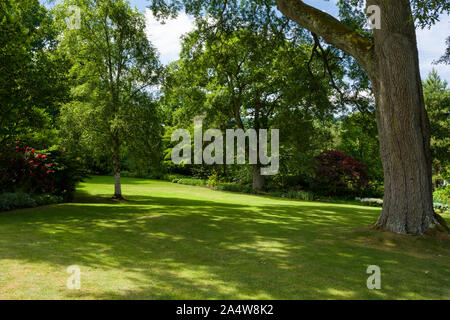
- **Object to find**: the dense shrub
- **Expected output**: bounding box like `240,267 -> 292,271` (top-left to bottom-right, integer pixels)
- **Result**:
207,172 -> 225,187
355,197 -> 384,207
177,178 -> 207,186
0,142 -> 87,201
33,194 -> 63,206
0,193 -> 37,211
290,190 -> 315,201
433,185 -> 450,213
0,145 -> 55,194
120,171 -> 166,180
164,173 -> 189,183
0,193 -> 62,212
44,148 -> 88,201
433,185 -> 450,205
162,174 -> 207,186
434,202 -> 449,213
314,150 -> 369,196
268,174 -> 311,191
215,182 -> 253,193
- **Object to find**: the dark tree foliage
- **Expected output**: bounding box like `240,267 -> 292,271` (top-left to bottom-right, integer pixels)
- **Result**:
315,149 -> 369,196
337,112 -> 383,186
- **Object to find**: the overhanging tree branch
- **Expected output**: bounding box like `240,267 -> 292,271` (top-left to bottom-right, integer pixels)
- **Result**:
275,0 -> 376,76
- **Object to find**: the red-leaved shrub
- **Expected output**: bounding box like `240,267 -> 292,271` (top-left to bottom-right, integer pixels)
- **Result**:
0,141 -> 87,200
315,150 -> 369,196
0,143 -> 55,194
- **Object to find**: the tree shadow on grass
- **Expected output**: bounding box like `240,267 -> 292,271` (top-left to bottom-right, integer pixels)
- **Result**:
0,187 -> 449,299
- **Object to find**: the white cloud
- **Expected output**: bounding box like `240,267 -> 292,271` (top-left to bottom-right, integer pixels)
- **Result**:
145,10 -> 195,65
416,15 -> 450,82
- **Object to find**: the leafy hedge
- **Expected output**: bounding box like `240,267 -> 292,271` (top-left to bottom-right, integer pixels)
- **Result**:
0,193 -> 63,212
214,182 -> 253,193
163,174 -> 206,186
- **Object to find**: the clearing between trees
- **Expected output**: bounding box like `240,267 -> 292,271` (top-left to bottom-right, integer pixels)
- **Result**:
0,176 -> 448,299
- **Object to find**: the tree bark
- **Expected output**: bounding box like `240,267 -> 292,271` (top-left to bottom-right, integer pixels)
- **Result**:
276,0 -> 448,234
111,132 -> 123,200
369,0 -> 445,234
252,164 -> 265,191
253,103 -> 265,191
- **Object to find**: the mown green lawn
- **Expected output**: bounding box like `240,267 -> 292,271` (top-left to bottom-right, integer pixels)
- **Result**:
0,176 -> 449,299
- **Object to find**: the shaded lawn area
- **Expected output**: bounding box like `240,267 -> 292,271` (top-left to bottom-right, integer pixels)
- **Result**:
0,176 -> 449,300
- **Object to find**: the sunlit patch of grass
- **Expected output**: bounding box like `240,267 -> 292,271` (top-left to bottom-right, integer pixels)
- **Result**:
0,176 -> 449,300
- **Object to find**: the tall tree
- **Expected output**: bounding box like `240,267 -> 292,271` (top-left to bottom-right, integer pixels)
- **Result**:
276,1 -> 450,234
423,70 -> 450,187
150,0 -> 449,234
56,0 -> 162,199
164,25 -> 336,190
0,0 -> 70,145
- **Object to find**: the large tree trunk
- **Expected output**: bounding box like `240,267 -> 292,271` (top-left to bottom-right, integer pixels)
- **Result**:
111,133 -> 123,200
252,164 -> 265,191
276,0 -> 448,234
369,0 -> 445,234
